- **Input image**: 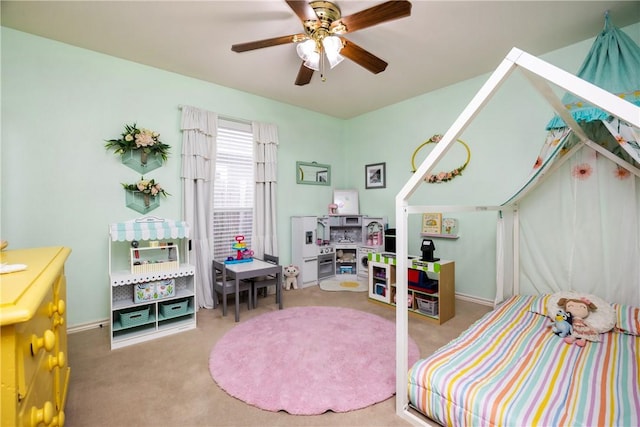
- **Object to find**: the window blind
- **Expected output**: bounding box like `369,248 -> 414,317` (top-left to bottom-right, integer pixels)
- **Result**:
213,119 -> 254,260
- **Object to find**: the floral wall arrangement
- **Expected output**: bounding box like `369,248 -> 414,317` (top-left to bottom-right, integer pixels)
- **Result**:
106,123 -> 172,213
122,176 -> 170,214
105,123 -> 171,174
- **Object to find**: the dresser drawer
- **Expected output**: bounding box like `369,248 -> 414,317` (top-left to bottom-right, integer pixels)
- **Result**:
0,247 -> 71,427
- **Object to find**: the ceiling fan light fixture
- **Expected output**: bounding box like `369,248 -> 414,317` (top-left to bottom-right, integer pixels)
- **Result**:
296,39 -> 317,60
303,55 -> 320,71
322,35 -> 344,68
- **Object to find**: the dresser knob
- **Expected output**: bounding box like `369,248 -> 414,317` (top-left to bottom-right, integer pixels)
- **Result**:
50,410 -> 65,427
30,401 -> 53,426
31,330 -> 56,356
48,351 -> 66,371
52,314 -> 65,329
48,299 -> 65,317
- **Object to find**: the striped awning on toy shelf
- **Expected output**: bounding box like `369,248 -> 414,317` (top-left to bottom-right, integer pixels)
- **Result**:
110,216 -> 190,242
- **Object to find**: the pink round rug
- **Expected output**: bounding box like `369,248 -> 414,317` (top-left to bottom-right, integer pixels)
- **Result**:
209,306 -> 421,415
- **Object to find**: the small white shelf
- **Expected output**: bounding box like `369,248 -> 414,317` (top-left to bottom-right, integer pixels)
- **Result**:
110,264 -> 195,286
420,233 -> 460,239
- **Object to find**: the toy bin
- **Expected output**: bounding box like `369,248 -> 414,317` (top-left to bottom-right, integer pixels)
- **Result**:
133,279 -> 175,303
159,299 -> 189,319
416,296 -> 439,316
119,306 -> 151,328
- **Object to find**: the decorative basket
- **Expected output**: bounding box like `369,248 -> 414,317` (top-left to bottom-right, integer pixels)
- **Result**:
159,299 -> 189,318
133,279 -> 176,303
416,297 -> 439,316
125,190 -> 159,214
131,261 -> 179,275
121,149 -> 163,174
119,306 -> 151,328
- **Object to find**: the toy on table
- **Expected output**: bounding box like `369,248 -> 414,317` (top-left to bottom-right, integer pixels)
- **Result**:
225,235 -> 254,264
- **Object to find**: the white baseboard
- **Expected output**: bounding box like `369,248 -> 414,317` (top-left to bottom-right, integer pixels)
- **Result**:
455,292 -> 494,307
68,319 -> 109,334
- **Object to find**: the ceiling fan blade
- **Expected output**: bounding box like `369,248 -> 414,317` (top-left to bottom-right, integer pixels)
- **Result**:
340,38 -> 388,74
295,63 -> 314,86
332,0 -> 411,33
286,0 -> 318,22
232,34 -> 305,52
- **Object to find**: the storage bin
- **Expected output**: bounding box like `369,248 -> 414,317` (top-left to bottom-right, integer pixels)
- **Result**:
159,299 -> 189,318
416,296 -> 439,316
131,260 -> 179,274
119,306 -> 150,328
133,279 -> 175,303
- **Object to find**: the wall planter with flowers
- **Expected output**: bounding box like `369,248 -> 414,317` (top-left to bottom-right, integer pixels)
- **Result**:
122,177 -> 170,214
105,123 -> 171,174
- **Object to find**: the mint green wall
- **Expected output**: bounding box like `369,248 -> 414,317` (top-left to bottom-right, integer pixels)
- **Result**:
3,24 -> 638,325
1,28 -> 344,326
345,23 -> 640,301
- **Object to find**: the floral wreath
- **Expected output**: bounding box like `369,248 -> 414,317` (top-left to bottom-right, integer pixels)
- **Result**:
411,134 -> 471,183
105,123 -> 171,162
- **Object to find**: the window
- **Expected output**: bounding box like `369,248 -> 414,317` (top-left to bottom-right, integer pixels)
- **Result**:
213,119 -> 254,260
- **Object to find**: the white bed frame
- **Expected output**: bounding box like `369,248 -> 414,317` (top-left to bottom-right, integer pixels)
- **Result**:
394,47 -> 640,426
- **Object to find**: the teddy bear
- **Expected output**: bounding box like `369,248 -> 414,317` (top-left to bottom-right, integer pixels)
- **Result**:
557,297 -> 599,347
283,265 -> 299,290
550,308 -> 573,338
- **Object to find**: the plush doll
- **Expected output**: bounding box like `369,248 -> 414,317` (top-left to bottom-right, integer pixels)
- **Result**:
283,265 -> 300,290
550,309 -> 573,338
557,297 -> 599,346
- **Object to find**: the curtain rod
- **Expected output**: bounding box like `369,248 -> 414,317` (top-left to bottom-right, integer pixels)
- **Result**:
178,104 -> 252,125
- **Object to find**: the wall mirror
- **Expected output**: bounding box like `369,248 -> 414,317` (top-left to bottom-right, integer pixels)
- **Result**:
296,161 -> 331,186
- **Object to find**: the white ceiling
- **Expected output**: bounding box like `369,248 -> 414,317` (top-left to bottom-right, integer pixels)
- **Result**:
2,1 -> 639,119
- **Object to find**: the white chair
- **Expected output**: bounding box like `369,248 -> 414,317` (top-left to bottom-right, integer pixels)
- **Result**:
212,260 -> 252,316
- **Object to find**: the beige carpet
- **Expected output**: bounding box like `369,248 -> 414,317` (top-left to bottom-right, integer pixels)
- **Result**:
65,286 -> 492,426
319,278 -> 368,292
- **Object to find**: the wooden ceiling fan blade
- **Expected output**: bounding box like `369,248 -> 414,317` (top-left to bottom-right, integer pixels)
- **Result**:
232,34 -> 304,52
286,0 -> 318,22
333,0 -> 411,33
340,39 -> 388,74
295,63 -> 314,86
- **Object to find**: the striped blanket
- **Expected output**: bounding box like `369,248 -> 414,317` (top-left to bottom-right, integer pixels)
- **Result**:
408,295 -> 640,426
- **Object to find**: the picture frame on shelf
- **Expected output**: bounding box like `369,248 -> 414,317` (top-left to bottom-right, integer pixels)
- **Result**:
365,162 -> 386,189
422,213 -> 442,234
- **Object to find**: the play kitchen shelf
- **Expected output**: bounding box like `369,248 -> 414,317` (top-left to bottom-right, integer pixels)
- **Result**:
108,217 -> 196,349
367,253 -> 455,325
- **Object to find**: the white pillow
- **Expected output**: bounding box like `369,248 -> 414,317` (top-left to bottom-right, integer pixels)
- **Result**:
546,291 -> 616,334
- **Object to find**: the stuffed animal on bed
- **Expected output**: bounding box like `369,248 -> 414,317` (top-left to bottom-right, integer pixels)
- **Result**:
550,309 -> 573,338
557,297 -> 599,346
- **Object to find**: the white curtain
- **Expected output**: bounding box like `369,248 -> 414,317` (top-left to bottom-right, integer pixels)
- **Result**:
251,121 -> 279,258
518,145 -> 640,306
495,209 -> 515,304
181,106 -> 218,309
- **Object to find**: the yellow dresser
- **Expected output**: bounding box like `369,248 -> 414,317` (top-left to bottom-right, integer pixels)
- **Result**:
1,247 -> 71,427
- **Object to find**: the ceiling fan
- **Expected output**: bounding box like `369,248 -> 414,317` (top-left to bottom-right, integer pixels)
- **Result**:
231,0 -> 412,85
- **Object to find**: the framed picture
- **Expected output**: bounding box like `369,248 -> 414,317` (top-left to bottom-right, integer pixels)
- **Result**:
365,162 -> 386,189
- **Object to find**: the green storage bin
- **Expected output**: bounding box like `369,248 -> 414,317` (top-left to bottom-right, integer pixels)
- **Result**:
159,299 -> 188,318
119,306 -> 150,328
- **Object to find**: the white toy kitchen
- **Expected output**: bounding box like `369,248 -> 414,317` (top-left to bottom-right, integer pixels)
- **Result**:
291,215 -> 386,287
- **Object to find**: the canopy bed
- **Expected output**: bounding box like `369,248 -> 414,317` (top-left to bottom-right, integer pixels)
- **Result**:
394,17 -> 640,426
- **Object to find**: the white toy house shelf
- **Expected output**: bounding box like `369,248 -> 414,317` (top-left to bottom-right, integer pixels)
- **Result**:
108,216 -> 196,349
